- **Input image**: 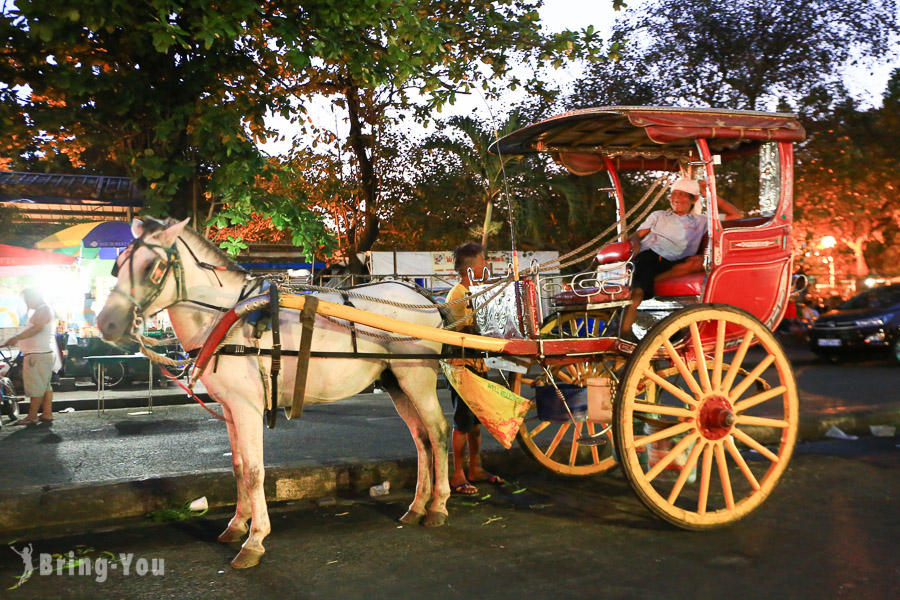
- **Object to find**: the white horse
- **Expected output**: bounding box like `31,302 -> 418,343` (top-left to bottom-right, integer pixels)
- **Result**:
97,218 -> 450,568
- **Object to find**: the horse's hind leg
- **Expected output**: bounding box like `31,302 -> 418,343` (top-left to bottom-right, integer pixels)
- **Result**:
217,403 -> 251,543
385,384 -> 432,525
226,401 -> 271,569
391,363 -> 450,527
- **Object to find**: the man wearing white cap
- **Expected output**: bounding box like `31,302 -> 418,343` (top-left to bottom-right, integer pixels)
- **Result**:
620,178 -> 743,341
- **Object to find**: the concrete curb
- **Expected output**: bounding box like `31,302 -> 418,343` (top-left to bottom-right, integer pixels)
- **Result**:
0,448 -> 536,538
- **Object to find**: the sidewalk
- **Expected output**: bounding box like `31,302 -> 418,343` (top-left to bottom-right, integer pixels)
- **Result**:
1,343 -> 898,537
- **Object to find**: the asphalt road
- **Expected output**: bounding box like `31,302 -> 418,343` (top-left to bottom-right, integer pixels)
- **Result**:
1,436 -> 898,600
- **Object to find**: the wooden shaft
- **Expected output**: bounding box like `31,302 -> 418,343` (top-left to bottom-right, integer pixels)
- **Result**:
278,294 -> 529,354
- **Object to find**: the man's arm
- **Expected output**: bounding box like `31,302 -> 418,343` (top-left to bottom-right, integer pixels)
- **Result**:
699,180 -> 744,221
1,305 -> 51,346
628,229 -> 651,257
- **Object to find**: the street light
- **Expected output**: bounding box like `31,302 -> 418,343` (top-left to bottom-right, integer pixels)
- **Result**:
821,235 -> 836,249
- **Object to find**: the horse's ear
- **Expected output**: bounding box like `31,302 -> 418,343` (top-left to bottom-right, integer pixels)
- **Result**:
152,218 -> 191,247
131,219 -> 144,238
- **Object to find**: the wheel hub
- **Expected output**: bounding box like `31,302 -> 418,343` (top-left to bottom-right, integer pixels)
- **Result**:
697,396 -> 735,440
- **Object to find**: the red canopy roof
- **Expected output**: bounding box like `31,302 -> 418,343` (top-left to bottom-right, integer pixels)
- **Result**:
490,106 -> 806,173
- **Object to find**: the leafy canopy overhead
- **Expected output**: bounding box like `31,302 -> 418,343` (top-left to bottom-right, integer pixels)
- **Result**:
2,0 -> 611,257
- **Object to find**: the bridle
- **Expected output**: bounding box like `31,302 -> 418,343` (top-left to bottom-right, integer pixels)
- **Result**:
111,235 -> 256,319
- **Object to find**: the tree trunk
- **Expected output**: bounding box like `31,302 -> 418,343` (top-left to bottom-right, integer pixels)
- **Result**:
344,83 -> 379,275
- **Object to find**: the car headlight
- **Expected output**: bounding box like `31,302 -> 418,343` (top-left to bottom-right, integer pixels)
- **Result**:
854,316 -> 887,328
864,332 -> 886,343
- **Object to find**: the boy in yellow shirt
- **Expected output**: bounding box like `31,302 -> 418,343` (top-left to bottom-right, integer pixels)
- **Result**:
444,242 -> 503,494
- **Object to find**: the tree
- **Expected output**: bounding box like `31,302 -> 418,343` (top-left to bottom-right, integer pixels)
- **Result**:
573,0 -> 898,111
2,0 -> 612,264
794,72 -> 900,285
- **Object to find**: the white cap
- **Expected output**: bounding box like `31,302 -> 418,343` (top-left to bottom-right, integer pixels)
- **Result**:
672,178 -> 700,196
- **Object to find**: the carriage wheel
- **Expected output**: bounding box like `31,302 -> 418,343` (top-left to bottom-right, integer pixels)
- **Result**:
613,304 -> 798,529
539,311 -> 608,338
515,356 -> 623,477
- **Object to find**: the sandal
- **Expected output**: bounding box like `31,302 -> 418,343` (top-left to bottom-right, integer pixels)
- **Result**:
40,416 -> 54,423
12,418 -> 39,426
451,482 -> 479,495
470,474 -> 505,485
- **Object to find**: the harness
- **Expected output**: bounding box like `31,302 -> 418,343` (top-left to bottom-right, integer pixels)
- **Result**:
114,234 -> 444,430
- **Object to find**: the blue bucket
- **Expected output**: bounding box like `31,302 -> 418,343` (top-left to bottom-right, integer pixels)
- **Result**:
535,384 -> 588,423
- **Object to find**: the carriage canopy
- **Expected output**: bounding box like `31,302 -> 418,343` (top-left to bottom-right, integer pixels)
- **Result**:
489,106 -> 806,174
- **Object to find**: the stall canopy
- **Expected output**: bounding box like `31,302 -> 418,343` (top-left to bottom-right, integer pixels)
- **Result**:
35,220 -> 134,259
0,244 -> 77,277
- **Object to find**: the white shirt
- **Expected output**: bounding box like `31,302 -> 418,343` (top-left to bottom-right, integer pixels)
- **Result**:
18,304 -> 57,355
637,210 -> 708,261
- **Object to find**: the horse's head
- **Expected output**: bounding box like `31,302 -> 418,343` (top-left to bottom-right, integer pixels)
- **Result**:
97,217 -> 190,343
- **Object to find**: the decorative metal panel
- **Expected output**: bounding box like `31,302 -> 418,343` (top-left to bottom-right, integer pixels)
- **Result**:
758,142 -> 780,216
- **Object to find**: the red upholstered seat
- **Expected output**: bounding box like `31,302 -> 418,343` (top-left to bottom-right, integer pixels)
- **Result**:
654,273 -> 705,297
552,287 -> 631,306
595,241 -> 633,265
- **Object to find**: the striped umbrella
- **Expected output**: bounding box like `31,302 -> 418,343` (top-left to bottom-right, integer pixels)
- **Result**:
35,221 -> 134,259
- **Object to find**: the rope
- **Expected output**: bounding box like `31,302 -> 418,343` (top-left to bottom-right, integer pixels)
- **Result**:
522,174 -> 673,274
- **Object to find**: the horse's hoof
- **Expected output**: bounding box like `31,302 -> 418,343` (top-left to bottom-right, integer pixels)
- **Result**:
231,548 -> 264,569
217,526 -> 248,543
398,510 -> 426,525
423,511 -> 448,527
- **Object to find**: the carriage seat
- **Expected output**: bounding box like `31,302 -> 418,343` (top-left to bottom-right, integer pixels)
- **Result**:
550,241 -> 633,307
653,272 -> 705,297
551,286 -> 631,306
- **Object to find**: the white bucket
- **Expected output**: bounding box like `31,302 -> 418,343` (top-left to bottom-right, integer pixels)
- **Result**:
586,377 -> 613,422
646,423 -> 697,483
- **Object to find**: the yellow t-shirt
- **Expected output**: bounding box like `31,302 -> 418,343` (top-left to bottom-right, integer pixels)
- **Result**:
445,282 -> 472,331
445,282 -> 485,372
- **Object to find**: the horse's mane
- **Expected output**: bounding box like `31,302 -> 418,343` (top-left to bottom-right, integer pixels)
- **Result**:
143,217 -> 237,268
179,224 -> 238,267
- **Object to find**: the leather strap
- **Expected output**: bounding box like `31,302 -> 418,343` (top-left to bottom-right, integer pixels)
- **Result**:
267,284 -> 280,429
287,295 -> 318,420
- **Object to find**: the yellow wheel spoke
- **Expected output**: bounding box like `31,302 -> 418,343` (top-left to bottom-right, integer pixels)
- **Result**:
731,428 -> 780,462
715,442 -> 735,510
729,353 -> 776,401
546,423 -> 570,457
690,322 -> 712,392
569,423 -> 582,467
632,402 -> 694,420
721,331 -> 754,393
663,339 -> 703,396
530,421 -> 551,437
725,435 -> 760,491
587,422 -> 600,464
734,385 -> 786,413
697,444 -> 715,515
667,441 -> 705,504
642,369 -> 699,407
645,433 -> 700,482
634,421 -> 694,448
735,415 -> 789,428
712,319 -> 726,390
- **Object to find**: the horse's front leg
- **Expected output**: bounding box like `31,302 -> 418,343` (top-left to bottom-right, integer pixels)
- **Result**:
217,403 -> 251,543
227,401 -> 271,569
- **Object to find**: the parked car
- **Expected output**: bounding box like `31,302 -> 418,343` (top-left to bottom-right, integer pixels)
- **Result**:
809,285 -> 900,363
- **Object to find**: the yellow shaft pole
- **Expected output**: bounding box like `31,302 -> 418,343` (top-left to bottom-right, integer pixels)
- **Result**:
278,294 -> 516,353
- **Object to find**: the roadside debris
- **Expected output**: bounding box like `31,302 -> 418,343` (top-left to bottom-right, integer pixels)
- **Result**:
824,425 -> 858,440
869,425 -> 896,438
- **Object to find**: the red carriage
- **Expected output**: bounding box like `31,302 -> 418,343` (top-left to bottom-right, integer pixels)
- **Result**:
471,106 -> 806,527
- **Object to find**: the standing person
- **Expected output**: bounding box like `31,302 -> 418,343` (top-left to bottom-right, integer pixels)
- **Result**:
1,287 -> 58,425
620,178 -> 743,340
444,242 -> 504,495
